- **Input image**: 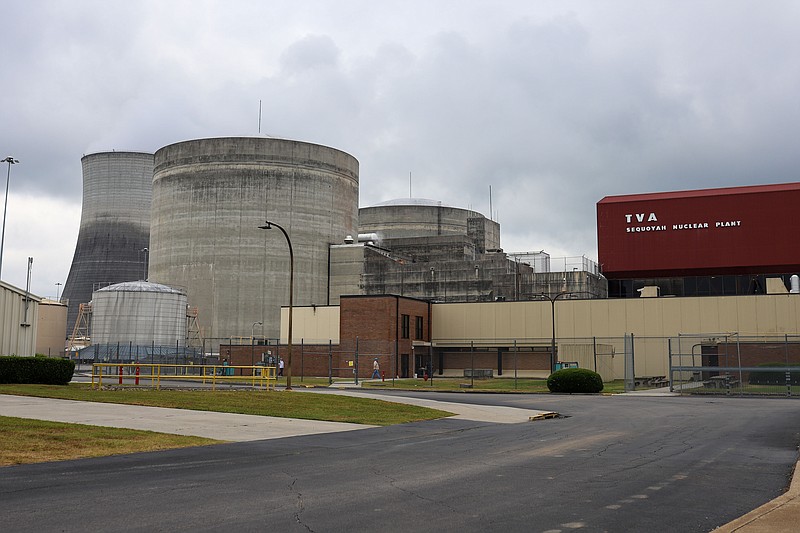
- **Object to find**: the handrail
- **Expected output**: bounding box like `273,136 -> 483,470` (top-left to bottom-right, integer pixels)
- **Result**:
91,363 -> 277,391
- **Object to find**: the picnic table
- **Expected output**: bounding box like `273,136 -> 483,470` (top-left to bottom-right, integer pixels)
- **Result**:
704,375 -> 740,389
635,375 -> 669,387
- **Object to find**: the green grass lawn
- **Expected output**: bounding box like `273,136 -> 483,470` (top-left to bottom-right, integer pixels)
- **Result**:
0,416 -> 220,466
0,383 -> 452,425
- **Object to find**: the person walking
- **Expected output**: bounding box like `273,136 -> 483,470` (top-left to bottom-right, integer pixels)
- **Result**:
279,357 -> 284,376
371,358 -> 380,379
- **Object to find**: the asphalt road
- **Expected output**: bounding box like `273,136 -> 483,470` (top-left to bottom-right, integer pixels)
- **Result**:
1,392 -> 798,532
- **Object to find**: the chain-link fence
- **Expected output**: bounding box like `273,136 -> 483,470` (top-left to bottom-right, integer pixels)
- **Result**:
69,332 -> 800,396
219,338 -> 418,385
219,335 -> 640,386
669,334 -> 800,397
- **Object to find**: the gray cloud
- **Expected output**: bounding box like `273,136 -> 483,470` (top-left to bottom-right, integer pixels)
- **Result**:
2,0 -> 800,296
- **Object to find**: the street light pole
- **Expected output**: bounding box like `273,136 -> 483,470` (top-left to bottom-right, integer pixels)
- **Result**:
259,220 -> 294,390
0,156 -> 20,278
251,321 -> 263,367
540,291 -> 570,374
539,290 -> 596,373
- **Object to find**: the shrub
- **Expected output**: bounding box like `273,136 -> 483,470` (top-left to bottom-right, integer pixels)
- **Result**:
0,356 -> 75,385
547,368 -> 604,393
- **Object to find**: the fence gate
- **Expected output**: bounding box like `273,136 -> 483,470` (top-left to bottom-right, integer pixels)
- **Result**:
623,333 -> 635,392
669,333 -> 800,397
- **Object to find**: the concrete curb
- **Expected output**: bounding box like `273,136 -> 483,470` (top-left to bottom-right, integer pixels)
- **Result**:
306,388 -> 554,423
712,460 -> 800,532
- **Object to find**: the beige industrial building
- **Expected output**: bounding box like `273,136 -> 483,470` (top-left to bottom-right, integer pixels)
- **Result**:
35,299 -> 67,356
285,291 -> 800,380
0,280 -> 39,357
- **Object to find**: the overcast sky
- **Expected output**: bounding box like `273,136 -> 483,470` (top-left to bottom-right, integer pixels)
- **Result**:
2,0 -> 799,298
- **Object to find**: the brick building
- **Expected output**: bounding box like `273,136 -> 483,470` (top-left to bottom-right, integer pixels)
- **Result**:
222,295 -> 432,379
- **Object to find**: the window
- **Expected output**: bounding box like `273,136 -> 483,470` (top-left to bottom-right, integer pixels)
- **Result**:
401,314 -> 410,339
415,316 -> 424,340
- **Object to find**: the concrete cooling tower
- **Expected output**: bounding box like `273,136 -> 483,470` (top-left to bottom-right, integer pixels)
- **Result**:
149,137 -> 359,342
62,151 -> 154,337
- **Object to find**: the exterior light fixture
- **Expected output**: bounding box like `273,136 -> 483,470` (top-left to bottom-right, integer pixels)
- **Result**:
259,220 -> 294,390
0,156 -> 19,278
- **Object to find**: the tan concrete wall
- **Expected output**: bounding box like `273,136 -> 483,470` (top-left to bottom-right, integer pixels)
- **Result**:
432,295 -> 800,377
328,245 -> 366,305
281,306 -> 340,344
35,300 -> 67,356
433,295 -> 800,340
559,344 -> 616,382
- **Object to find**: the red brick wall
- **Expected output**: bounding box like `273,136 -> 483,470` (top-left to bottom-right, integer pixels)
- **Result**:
441,350 -> 550,372
221,343 -> 348,377
339,295 -> 430,378
218,344 -> 273,375
711,342 -> 800,368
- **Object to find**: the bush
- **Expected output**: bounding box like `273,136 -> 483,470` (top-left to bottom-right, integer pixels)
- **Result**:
547,368 -> 604,393
0,356 -> 75,385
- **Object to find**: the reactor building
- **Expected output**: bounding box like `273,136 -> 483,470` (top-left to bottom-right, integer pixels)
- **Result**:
147,137 -> 359,343
329,198 -> 606,304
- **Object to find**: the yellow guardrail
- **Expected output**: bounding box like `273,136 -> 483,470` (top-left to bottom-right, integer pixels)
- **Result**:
91,363 -> 277,390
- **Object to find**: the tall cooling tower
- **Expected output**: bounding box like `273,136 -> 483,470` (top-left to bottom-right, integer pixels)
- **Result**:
62,151 -> 154,336
149,137 -> 358,341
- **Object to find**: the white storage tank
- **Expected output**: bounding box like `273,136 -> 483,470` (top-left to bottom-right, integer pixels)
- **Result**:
91,281 -> 187,346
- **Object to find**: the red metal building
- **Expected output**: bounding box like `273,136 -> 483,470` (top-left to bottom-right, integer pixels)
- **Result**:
597,182 -> 800,297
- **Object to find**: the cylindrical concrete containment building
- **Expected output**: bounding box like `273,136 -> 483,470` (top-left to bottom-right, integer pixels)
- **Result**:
149,137 -> 359,341
62,151 -> 154,337
359,198 -> 501,252
91,281 -> 187,346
